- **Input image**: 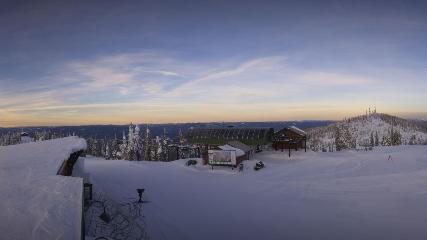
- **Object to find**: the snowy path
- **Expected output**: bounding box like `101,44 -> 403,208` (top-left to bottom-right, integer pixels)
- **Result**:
78,146 -> 427,240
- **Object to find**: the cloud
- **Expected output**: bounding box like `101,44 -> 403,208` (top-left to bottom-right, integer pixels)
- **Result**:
162,55 -> 383,105
1,50 -> 426,126
166,56 -> 289,97
119,87 -> 130,95
300,72 -> 380,86
138,70 -> 183,77
64,57 -> 146,93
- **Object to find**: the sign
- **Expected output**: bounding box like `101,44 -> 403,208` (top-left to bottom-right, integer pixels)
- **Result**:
208,150 -> 237,166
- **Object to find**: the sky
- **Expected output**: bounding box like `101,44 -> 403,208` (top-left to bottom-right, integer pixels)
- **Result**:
0,0 -> 427,127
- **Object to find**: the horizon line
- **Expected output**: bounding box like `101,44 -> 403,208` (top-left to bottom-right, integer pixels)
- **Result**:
2,112 -> 426,128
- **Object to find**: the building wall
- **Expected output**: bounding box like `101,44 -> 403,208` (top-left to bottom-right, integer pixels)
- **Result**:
273,141 -> 305,150
273,128 -> 306,151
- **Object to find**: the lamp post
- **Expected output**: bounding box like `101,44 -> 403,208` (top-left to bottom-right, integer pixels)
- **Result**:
289,139 -> 293,158
137,188 -> 145,203
99,205 -> 111,223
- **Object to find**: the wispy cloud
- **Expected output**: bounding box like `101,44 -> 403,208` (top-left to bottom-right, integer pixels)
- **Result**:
300,72 -> 380,86
1,51 -> 426,126
166,56 -> 288,97
138,70 -> 183,77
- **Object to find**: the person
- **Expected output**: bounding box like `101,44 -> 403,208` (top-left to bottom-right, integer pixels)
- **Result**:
239,163 -> 244,172
388,155 -> 392,161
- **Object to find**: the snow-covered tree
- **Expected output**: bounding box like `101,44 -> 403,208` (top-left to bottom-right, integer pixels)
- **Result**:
119,131 -> 128,159
143,125 -> 152,161
375,131 -> 379,146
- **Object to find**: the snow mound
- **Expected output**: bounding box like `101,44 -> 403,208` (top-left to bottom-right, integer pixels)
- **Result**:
0,136 -> 87,240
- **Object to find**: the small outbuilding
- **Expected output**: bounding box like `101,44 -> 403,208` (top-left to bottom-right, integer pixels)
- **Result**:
208,144 -> 247,167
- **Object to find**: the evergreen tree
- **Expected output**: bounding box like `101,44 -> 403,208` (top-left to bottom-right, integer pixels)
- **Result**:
105,142 -> 111,160
111,134 -> 119,159
143,125 -> 152,160
334,127 -> 345,151
409,135 -> 416,145
161,128 -> 169,161
390,127 -> 402,146
133,125 -> 143,160
127,124 -> 136,160
375,131 -> 379,146
178,128 -> 186,145
119,131 -> 128,159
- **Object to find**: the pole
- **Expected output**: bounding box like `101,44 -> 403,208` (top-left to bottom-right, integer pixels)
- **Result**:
305,139 -> 307,152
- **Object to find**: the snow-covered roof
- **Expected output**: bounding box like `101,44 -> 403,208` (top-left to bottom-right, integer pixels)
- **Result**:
0,136 -> 87,240
288,126 -> 307,136
218,144 -> 245,157
228,140 -> 253,152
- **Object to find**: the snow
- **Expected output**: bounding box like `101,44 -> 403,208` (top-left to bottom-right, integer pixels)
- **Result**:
218,144 -> 245,156
0,136 -> 87,240
76,146 -> 427,240
289,125 -> 307,136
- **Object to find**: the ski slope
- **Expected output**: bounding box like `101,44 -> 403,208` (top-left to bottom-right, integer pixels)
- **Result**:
77,146 -> 427,240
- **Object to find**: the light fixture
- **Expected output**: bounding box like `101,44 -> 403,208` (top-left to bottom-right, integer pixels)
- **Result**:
99,206 -> 111,223
137,188 -> 145,203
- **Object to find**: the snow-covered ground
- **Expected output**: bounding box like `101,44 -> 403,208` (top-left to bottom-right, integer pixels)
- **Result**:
0,136 -> 86,240
78,146 -> 427,240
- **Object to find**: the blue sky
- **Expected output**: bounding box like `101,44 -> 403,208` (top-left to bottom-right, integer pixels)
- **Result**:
1,0 -> 427,126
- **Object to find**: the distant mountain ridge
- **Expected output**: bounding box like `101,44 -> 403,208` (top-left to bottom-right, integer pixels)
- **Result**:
0,120 -> 334,141
307,113 -> 427,152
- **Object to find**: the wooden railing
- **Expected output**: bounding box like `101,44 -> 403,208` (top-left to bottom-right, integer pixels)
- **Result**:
56,150 -> 85,240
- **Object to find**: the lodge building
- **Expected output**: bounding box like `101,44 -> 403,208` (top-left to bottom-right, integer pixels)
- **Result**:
272,126 -> 307,153
187,127 -> 274,164
187,126 -> 308,164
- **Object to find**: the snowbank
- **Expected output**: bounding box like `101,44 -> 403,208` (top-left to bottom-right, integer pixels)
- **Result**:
0,136 -> 87,240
